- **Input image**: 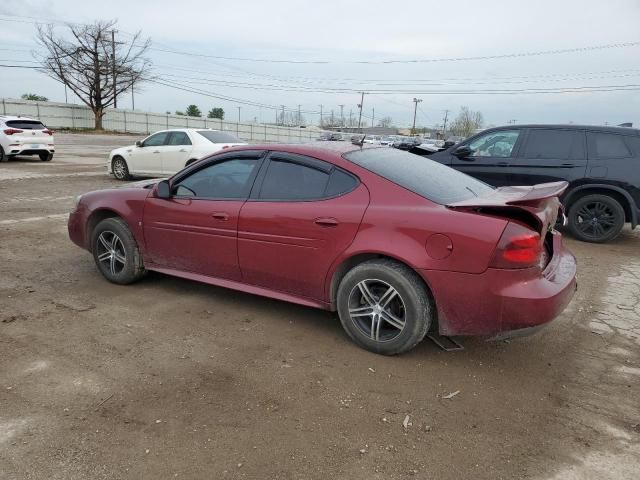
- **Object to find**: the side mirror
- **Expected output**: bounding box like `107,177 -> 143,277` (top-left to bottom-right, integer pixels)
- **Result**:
156,180 -> 171,199
135,140 -> 143,147
452,145 -> 472,157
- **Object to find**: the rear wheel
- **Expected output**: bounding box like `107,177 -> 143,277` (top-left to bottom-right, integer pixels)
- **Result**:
91,218 -> 145,284
567,194 -> 625,243
112,156 -> 130,180
337,259 -> 433,355
39,152 -> 53,161
0,146 -> 7,162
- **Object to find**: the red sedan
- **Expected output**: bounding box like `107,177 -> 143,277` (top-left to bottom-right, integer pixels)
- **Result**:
68,143 -> 577,355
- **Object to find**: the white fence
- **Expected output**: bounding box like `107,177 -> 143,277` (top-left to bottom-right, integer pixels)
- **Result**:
0,98 -> 327,143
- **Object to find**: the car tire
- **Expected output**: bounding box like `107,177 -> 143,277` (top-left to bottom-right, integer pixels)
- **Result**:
91,217 -> 146,285
39,152 -> 53,161
112,156 -> 131,180
0,146 -> 7,162
567,194 -> 625,243
336,259 -> 433,355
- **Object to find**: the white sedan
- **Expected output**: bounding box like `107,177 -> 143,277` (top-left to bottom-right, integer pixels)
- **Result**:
108,129 -> 246,180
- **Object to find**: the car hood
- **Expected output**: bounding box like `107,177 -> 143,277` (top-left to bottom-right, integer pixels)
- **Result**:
119,178 -> 167,189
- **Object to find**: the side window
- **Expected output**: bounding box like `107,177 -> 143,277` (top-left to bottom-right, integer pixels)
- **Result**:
173,159 -> 259,199
167,132 -> 192,146
523,129 -> 584,160
143,132 -> 169,147
468,130 -> 520,157
325,169 -> 358,196
588,133 -> 632,159
259,160 -> 330,200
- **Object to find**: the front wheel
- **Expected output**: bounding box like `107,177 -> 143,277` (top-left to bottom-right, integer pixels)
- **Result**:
91,218 -> 146,284
112,156 -> 131,180
0,146 -> 7,162
336,259 -> 433,355
567,194 -> 625,243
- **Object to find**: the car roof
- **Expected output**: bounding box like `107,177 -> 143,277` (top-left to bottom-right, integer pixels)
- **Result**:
227,142 -> 370,157
485,124 -> 640,135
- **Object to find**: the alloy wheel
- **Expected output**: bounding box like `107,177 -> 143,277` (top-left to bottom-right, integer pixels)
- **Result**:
574,201 -> 617,240
96,230 -> 127,275
112,158 -> 127,179
348,279 -> 406,342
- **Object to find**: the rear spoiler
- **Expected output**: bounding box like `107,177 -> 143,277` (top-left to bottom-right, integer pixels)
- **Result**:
447,181 -> 568,209
447,181 -> 568,234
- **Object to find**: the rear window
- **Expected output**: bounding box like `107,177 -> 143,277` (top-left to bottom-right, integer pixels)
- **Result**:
6,120 -> 46,130
588,132 -> 632,158
344,147 -> 493,204
196,130 -> 242,144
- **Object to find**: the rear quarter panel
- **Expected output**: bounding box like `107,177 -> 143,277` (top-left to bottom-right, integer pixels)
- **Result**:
323,165 -> 508,298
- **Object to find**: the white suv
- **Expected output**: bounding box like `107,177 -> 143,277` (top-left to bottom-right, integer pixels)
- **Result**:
0,116 -> 55,162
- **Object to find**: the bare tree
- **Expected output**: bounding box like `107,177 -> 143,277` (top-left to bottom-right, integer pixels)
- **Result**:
449,107 -> 484,138
377,116 -> 393,128
36,20 -> 152,129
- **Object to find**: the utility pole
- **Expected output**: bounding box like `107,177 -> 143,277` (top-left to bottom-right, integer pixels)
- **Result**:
349,109 -> 353,127
442,110 -> 450,136
338,104 -> 345,127
237,106 -> 241,123
297,104 -> 301,125
357,92 -> 365,132
111,30 -> 117,108
131,81 -> 135,110
64,84 -> 68,104
412,98 -> 422,135
372,107 -> 375,128
330,109 -> 335,125
319,104 -> 323,127
281,105 -> 285,126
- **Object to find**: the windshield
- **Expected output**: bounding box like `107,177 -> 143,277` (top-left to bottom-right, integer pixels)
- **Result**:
196,130 -> 242,144
344,147 -> 493,204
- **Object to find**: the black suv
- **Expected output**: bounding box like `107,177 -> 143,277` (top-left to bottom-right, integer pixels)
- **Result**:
426,125 -> 640,243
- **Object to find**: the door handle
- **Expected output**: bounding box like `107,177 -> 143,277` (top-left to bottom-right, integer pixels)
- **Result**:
211,212 -> 229,221
314,217 -> 338,227
179,149 -> 187,152
561,163 -> 575,167
153,150 -> 160,153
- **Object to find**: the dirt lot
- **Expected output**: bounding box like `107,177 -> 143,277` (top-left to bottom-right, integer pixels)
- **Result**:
1,134 -> 638,480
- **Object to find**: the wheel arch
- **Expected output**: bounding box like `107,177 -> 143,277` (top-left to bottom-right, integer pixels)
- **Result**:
564,184 -> 636,227
327,252 -> 437,319
85,209 -> 129,251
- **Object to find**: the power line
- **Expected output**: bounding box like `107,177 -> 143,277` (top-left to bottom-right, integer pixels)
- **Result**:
1,14 -> 639,65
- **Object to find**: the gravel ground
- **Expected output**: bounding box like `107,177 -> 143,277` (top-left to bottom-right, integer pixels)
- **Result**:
0,134 -> 638,479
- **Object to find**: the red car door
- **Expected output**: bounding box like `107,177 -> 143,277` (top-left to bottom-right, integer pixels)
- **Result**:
238,152 -> 369,300
143,152 -> 264,280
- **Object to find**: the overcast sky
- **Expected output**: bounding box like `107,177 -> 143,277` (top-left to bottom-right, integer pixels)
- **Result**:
1,0 -> 640,128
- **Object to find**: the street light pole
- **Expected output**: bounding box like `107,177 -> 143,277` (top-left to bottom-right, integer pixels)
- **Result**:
357,92 -> 365,132
111,30 -> 117,108
412,98 -> 423,134
237,106 -> 241,123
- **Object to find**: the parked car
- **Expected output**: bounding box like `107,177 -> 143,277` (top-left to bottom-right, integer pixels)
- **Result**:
0,115 -> 55,162
69,144 -> 576,355
108,129 -> 246,179
363,135 -> 382,144
424,124 -> 640,243
393,137 -> 422,150
380,136 -> 395,146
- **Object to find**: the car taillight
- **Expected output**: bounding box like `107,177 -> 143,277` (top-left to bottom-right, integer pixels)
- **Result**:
490,222 -> 542,269
43,129 -> 54,135
3,128 -> 23,135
